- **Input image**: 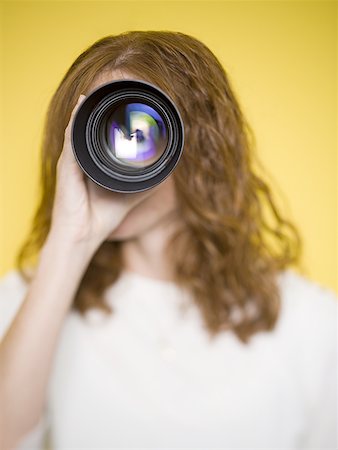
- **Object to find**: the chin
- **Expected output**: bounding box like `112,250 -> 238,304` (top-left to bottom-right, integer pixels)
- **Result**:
105,215 -> 149,242
105,226 -> 140,242
104,175 -> 178,242
106,231 -> 137,242
105,210 -> 173,242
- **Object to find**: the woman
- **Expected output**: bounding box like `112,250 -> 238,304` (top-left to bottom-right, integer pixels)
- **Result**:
0,30 -> 336,449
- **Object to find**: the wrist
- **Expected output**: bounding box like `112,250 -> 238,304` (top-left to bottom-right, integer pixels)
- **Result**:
46,226 -> 101,255
27,230 -> 98,313
41,228 -> 101,272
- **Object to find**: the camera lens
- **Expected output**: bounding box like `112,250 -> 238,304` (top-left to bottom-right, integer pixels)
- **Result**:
71,79 -> 184,193
102,100 -> 168,170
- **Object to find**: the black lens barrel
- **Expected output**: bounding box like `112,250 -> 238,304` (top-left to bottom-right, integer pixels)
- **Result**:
71,79 -> 184,193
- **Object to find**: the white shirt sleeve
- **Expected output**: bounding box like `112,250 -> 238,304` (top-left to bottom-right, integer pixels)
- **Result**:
0,270 -> 51,450
303,284 -> 338,449
284,271 -> 338,449
301,350 -> 337,449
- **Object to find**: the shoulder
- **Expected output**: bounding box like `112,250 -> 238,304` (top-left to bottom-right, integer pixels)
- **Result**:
275,268 -> 337,352
275,270 -> 337,447
275,268 -> 337,393
0,269 -> 30,339
277,267 -> 337,303
276,268 -> 337,336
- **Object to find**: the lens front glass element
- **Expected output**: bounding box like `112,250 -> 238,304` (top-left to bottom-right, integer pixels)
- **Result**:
104,100 -> 168,170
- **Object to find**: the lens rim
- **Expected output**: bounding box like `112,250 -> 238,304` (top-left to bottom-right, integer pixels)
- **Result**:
71,79 -> 184,193
87,92 -> 173,179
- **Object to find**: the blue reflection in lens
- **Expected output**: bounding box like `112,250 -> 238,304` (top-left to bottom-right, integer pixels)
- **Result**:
107,102 -> 167,167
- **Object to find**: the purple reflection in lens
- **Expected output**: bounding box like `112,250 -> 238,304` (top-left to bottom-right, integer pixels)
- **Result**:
108,102 -> 166,164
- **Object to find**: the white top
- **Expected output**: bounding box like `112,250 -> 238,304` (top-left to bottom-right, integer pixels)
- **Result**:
0,268 -> 337,449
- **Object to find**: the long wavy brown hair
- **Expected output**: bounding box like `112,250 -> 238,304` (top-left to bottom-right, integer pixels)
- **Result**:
16,30 -> 303,344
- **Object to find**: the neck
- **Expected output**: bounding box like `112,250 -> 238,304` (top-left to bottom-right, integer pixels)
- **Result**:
121,210 -> 182,282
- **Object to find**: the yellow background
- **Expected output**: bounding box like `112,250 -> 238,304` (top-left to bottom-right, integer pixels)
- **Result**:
1,0 -> 337,292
